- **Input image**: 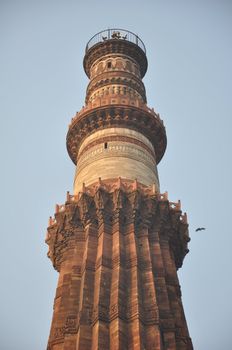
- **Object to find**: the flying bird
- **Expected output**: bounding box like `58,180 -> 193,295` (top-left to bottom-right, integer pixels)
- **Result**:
195,227 -> 206,232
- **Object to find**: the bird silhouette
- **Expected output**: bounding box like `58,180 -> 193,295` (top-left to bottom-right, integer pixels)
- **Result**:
195,227 -> 206,232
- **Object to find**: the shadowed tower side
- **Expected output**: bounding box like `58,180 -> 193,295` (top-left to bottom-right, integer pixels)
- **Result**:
46,29 -> 193,350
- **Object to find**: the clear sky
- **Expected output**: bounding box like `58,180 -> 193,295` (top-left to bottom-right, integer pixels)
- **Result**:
1,0 -> 232,349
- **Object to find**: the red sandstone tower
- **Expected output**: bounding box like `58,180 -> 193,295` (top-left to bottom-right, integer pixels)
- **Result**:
46,29 -> 193,350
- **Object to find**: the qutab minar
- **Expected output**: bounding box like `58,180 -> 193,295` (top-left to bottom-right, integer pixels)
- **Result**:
46,29 -> 193,350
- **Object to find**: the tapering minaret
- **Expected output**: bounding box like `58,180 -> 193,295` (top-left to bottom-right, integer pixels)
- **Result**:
46,29 -> 193,350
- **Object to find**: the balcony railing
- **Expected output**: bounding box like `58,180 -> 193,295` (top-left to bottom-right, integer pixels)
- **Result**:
85,28 -> 146,54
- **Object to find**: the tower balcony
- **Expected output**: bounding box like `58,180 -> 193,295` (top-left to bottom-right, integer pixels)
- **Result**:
85,28 -> 146,54
66,101 -> 166,166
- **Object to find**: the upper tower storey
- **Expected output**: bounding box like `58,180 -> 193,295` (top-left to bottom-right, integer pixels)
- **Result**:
66,29 -> 167,194
84,29 -> 148,104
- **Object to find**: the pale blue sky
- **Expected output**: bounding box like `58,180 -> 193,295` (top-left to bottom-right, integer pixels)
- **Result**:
1,1 -> 232,349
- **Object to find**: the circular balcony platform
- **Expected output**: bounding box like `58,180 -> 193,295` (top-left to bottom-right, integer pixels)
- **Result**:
66,104 -> 167,166
85,28 -> 146,54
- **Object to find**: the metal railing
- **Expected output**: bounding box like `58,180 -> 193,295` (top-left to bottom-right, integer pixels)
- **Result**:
85,28 -> 146,54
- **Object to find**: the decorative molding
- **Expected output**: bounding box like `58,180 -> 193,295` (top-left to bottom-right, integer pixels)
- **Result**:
86,72 -> 146,103
78,135 -> 155,160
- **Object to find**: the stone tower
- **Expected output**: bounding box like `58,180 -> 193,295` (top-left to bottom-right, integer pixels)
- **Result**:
46,29 -> 193,350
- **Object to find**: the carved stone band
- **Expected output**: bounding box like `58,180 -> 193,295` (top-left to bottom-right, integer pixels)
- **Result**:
78,135 -> 156,160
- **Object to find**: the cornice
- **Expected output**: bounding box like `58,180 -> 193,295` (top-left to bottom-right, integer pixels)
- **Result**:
66,104 -> 167,165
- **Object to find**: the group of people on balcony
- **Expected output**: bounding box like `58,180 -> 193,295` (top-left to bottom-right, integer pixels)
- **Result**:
102,31 -> 127,41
